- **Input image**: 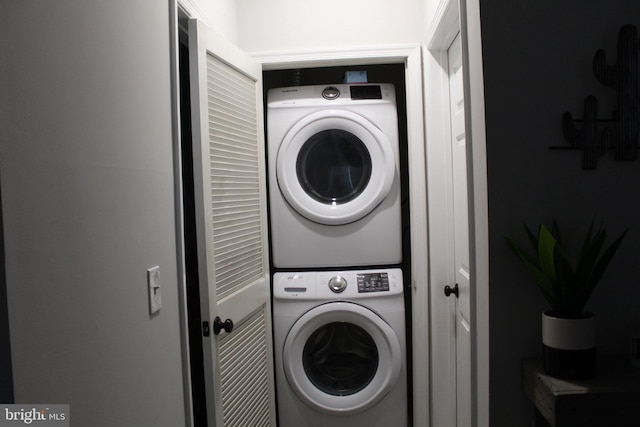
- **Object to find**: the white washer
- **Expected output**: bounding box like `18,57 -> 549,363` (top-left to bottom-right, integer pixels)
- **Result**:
273,268 -> 407,427
267,84 -> 402,269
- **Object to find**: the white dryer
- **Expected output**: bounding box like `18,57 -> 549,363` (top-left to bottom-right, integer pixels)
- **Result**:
272,268 -> 407,427
267,84 -> 402,269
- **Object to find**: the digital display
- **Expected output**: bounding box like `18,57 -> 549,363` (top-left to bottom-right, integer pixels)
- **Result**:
350,85 -> 382,100
357,273 -> 390,293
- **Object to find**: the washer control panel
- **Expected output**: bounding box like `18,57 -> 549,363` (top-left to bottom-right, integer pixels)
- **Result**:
357,272 -> 390,293
273,268 -> 402,300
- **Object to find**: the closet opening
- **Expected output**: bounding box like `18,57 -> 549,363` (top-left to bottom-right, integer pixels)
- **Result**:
262,63 -> 413,425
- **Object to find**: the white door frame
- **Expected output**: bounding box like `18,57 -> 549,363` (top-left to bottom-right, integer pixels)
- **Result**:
169,2 -> 196,426
460,1 -> 490,424
423,2 -> 460,424
424,0 -> 489,426
171,4 -> 489,425
254,45 -> 431,426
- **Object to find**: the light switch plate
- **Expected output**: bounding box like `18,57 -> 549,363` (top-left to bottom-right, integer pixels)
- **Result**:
147,266 -> 161,314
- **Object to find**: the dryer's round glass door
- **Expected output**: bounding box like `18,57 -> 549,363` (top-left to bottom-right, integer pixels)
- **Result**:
297,129 -> 372,205
276,110 -> 395,225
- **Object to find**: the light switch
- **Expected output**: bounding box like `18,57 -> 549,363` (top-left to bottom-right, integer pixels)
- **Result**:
147,266 -> 161,314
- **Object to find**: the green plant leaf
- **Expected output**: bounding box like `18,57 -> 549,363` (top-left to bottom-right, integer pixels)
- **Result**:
582,228 -> 627,305
524,222 -> 539,254
506,220 -> 626,317
551,218 -> 564,248
576,221 -> 598,271
522,262 -> 558,307
538,225 -> 557,284
574,224 -> 606,288
505,237 -> 558,307
553,242 -> 575,312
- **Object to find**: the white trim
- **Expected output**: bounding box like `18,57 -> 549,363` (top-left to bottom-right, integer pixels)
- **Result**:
460,0 -> 490,426
404,46 -> 432,427
177,0 -> 206,24
177,0 -> 232,45
426,0 -> 461,50
252,45 -> 418,70
423,1 -> 460,425
169,1 -> 195,426
424,0 -> 490,426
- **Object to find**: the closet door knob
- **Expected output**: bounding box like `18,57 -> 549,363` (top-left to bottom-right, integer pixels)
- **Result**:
444,284 -> 459,298
213,316 -> 234,335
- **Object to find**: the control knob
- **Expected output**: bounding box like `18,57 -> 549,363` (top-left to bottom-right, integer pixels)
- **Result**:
322,86 -> 340,100
328,276 -> 347,293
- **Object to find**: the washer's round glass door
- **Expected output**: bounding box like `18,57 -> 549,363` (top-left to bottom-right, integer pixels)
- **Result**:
303,321 -> 378,396
283,302 -> 402,415
276,110 -> 395,225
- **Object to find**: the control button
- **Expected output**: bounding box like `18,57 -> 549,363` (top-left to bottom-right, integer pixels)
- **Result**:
322,86 -> 340,100
357,272 -> 390,293
328,276 -> 347,293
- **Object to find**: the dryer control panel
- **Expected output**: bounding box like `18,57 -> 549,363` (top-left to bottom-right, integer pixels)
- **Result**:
273,268 -> 402,300
267,83 -> 396,108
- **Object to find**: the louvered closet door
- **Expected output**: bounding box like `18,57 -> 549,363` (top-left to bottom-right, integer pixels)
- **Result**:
188,19 -> 276,427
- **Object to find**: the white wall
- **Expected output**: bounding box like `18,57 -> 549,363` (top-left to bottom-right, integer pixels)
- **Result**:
236,0 -> 425,54
423,0 -> 442,39
0,1 -> 186,425
184,0 -> 238,43
482,1 -> 640,425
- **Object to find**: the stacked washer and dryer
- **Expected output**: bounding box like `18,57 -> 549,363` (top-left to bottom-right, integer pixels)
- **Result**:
267,83 -> 407,427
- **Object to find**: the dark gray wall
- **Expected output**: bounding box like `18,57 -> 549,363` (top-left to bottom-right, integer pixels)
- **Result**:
481,1 -> 640,425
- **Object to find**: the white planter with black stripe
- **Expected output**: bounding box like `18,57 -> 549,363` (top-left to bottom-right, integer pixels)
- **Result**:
542,311 -> 597,379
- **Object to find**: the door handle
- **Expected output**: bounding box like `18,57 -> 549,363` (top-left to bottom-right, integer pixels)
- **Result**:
213,316 -> 234,335
444,284 -> 459,298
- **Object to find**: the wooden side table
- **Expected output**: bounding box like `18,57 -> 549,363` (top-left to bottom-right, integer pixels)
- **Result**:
522,357 -> 640,427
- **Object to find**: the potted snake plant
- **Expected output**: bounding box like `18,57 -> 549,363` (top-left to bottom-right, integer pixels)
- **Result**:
506,220 -> 626,379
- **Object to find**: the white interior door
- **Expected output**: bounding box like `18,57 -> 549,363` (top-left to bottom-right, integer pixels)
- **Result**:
425,1 -> 490,425
188,19 -> 276,427
448,32 -> 473,427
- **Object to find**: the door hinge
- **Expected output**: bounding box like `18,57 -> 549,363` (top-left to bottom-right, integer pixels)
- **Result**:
202,321 -> 210,337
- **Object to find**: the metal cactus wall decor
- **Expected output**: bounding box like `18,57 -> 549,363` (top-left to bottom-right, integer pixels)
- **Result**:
558,24 -> 639,170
